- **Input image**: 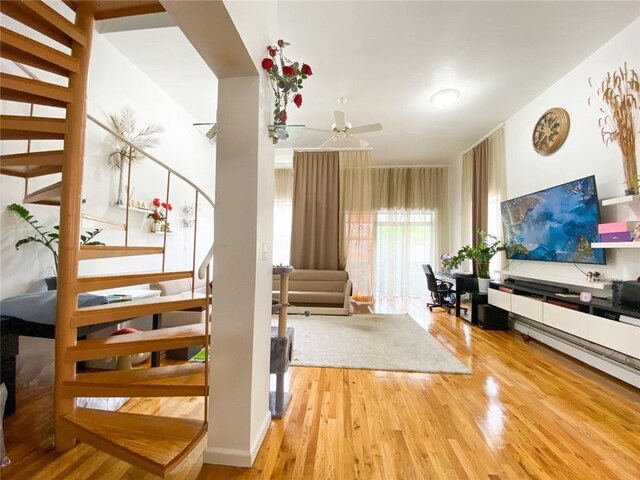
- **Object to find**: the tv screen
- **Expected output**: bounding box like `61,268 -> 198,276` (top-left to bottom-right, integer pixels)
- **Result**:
501,175 -> 605,265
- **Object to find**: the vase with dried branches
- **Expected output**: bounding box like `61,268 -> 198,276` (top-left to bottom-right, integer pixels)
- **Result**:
108,106 -> 164,205
588,63 -> 640,195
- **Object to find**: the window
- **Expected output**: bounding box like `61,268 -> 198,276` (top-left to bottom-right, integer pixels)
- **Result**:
374,210 -> 434,298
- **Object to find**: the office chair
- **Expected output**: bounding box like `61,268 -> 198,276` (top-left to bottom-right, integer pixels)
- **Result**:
422,264 -> 457,313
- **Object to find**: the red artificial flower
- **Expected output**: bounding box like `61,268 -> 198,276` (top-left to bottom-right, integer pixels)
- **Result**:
302,64 -> 313,76
279,110 -> 287,124
167,203 -> 173,211
294,93 -> 303,108
153,212 -> 160,220
161,202 -> 167,208
277,39 -> 285,47
282,65 -> 294,76
268,47 -> 277,57
153,198 -> 161,207
261,58 -> 274,70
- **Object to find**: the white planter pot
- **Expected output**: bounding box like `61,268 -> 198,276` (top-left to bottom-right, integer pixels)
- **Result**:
478,277 -> 490,293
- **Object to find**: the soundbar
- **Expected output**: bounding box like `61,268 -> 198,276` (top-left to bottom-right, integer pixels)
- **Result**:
513,279 -> 569,294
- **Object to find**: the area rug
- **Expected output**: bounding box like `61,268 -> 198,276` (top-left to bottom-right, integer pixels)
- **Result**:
282,314 -> 470,374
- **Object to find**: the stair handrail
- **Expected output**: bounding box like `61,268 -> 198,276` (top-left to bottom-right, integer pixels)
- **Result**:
198,243 -> 214,280
11,61 -> 215,209
85,113 -> 215,208
12,60 -> 216,278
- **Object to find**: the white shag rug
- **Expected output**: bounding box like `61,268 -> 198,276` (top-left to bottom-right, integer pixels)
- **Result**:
282,314 -> 470,374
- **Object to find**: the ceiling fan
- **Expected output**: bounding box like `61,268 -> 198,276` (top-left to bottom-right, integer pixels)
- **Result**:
307,97 -> 383,147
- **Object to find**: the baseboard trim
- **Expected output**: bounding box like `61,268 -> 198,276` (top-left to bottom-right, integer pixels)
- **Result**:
513,319 -> 640,389
203,410 -> 271,467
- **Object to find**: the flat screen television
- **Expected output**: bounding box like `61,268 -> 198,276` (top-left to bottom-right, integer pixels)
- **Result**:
501,175 -> 606,265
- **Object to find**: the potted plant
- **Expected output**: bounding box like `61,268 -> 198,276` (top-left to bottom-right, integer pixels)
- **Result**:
447,230 -> 507,293
7,203 -> 104,278
147,198 -> 172,232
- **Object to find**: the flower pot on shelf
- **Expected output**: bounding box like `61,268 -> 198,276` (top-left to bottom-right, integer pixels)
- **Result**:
151,221 -> 163,233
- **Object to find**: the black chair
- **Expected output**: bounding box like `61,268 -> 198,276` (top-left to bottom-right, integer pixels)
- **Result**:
422,264 -> 457,313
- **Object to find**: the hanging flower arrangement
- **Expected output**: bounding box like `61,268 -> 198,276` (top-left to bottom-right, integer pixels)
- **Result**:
262,39 -> 313,138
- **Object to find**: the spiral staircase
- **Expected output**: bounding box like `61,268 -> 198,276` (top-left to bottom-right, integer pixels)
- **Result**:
0,1 -> 212,477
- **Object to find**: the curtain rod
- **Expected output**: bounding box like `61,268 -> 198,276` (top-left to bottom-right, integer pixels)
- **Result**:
371,164 -> 448,169
462,122 -> 505,155
293,148 -> 373,152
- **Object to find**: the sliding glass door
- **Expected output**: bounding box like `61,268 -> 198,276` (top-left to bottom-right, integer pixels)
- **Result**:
374,210 -> 434,299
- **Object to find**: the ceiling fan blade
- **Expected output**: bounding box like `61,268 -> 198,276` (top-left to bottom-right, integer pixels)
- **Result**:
349,123 -> 383,135
334,110 -> 346,130
305,127 -> 333,133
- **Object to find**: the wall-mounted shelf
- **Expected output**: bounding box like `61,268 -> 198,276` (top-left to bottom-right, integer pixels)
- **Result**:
601,195 -> 640,207
153,231 -> 174,236
591,242 -> 640,249
115,204 -> 151,214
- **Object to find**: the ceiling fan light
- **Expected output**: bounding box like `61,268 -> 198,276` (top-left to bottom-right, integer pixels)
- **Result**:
430,89 -> 460,108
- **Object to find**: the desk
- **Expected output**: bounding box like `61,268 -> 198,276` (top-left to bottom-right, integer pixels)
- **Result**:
435,272 -> 479,318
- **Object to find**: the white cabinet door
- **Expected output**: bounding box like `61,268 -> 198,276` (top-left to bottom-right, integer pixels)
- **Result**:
512,295 -> 543,322
588,316 -> 640,359
542,303 -> 589,339
488,289 -> 511,311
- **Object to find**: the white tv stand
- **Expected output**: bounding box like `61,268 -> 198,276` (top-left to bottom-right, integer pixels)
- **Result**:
488,280 -> 640,388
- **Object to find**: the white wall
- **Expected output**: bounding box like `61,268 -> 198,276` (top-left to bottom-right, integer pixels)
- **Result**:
448,18 -> 640,286
0,26 -> 216,299
503,18 -> 640,285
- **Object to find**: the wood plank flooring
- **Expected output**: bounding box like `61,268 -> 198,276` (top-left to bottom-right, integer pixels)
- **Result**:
3,298 -> 639,479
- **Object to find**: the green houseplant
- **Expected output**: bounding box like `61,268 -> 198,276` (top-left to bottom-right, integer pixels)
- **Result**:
446,230 -> 507,292
7,203 -> 104,276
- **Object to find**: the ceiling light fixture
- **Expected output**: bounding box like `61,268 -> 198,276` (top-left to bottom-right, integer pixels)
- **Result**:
430,89 -> 460,108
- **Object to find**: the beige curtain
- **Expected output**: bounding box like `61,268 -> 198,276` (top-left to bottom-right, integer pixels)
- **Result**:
274,169 -> 294,202
339,150 -> 373,301
472,140 -> 489,247
372,167 -> 449,259
487,128 -> 507,272
273,169 -> 294,264
461,150 -> 474,247
460,126 -> 507,275
290,151 -> 340,270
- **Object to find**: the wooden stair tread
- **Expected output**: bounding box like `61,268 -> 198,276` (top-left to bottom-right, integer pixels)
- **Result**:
66,324 -> 207,362
81,213 -> 125,231
0,72 -> 73,107
61,408 -> 206,477
0,26 -> 80,77
0,150 -> 63,178
64,363 -> 205,398
79,245 -> 165,260
1,115 -> 66,140
71,292 -> 207,327
75,270 -> 193,293
23,180 -> 61,206
0,0 -> 87,48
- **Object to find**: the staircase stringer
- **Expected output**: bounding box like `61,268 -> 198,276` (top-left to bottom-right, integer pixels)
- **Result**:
53,0 -> 96,452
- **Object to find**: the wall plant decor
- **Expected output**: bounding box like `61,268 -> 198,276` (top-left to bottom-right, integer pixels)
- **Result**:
107,106 -> 164,205
262,39 -> 313,143
588,63 -> 640,195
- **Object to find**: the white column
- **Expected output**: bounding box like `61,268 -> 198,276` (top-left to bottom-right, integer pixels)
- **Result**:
204,75 -> 274,467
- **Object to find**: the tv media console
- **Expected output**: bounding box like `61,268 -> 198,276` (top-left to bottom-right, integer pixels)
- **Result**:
488,280 -> 640,386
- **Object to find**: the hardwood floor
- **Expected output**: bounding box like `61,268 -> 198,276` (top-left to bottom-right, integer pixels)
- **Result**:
3,298 -> 639,479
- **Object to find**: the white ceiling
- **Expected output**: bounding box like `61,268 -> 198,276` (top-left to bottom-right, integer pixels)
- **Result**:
101,2 -> 639,165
